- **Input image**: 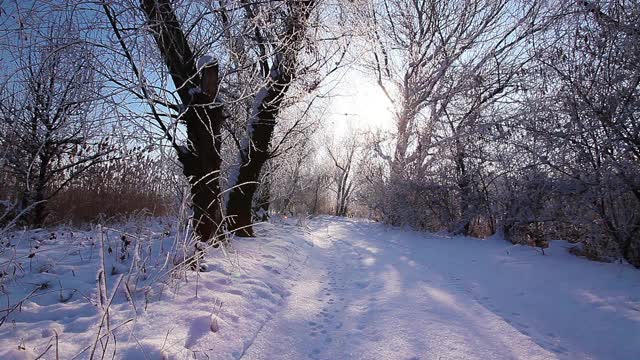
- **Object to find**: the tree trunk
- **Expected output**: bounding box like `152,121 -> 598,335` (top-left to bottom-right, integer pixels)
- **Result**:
254,175 -> 271,222
178,101 -> 224,242
391,110 -> 413,178
312,181 -> 321,214
142,0 -> 224,242
29,192 -> 47,227
25,149 -> 51,227
455,139 -> 472,234
226,1 -> 314,237
226,94 -> 279,236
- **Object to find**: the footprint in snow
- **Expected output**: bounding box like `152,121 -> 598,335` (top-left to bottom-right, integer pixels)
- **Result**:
262,265 -> 281,274
225,289 -> 244,296
253,288 -> 277,301
214,278 -> 232,286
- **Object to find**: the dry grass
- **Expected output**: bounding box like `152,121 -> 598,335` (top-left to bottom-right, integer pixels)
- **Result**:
48,188 -> 172,225
1,153 -> 181,226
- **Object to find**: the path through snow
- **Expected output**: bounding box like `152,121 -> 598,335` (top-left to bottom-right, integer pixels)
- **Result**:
1,217 -> 639,359
242,217 -> 640,360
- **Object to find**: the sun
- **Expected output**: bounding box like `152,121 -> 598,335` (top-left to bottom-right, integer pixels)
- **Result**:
327,72 -> 395,136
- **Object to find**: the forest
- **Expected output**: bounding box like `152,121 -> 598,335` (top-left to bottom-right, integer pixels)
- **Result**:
0,0 -> 639,359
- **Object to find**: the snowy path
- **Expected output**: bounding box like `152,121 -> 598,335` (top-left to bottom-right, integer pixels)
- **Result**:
242,217 -> 640,360
1,217 -> 638,359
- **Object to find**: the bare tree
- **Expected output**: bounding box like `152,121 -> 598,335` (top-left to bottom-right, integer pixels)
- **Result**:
326,132 -> 360,217
353,0 -> 546,233
511,0 -> 640,264
97,0 -> 345,240
135,0 -> 226,243
268,129 -> 332,217
0,21 -> 115,226
224,1 -> 324,236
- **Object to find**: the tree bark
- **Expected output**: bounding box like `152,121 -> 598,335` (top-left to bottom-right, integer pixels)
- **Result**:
226,83 -> 284,236
178,94 -> 224,242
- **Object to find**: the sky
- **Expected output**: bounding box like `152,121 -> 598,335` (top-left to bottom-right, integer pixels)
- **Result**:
0,0 -> 397,146
323,70 -> 395,136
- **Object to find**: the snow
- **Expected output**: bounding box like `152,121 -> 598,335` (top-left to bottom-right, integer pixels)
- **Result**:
0,219 -> 307,359
196,55 -> 217,71
249,88 -> 269,131
1,216 -> 639,359
241,218 -> 640,359
269,53 -> 283,79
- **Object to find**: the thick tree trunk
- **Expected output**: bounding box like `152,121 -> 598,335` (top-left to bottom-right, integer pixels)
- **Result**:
226,1 -> 314,237
142,0 -> 224,243
178,102 -> 224,242
226,90 -> 280,237
29,193 -> 47,227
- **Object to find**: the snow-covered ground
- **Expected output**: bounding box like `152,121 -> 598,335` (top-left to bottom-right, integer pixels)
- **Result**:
1,216 -> 639,359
